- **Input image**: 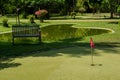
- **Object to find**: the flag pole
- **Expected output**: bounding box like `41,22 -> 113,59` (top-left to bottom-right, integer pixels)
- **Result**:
91,47 -> 94,66
90,37 -> 95,66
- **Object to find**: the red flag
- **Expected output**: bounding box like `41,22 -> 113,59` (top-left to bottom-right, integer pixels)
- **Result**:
90,37 -> 95,48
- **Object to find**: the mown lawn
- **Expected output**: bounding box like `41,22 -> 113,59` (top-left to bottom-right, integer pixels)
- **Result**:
0,46 -> 120,80
0,14 -> 120,80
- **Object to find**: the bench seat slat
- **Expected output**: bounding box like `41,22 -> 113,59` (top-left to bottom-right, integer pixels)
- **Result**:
13,34 -> 40,37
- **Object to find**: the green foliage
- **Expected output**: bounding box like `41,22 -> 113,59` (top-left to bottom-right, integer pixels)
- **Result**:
79,7 -> 86,13
21,12 -> 28,19
2,18 -> 9,27
108,0 -> 120,18
60,9 -> 67,16
70,12 -> 76,16
35,9 -> 48,22
27,15 -> 35,23
1,0 -> 120,18
100,0 -> 110,12
27,15 -> 35,19
117,6 -> 120,13
70,12 -> 76,19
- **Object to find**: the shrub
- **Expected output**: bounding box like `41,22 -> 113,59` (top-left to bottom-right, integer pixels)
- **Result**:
60,9 -> 67,16
35,9 -> 48,22
28,15 -> 35,23
20,12 -> 28,19
70,12 -> 76,19
117,6 -> 120,13
117,6 -> 120,17
79,7 -> 86,15
2,18 -> 9,27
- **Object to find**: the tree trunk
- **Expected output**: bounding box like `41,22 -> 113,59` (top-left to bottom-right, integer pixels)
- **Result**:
0,8 -> 4,16
110,4 -> 114,18
40,18 -> 44,22
110,11 -> 114,18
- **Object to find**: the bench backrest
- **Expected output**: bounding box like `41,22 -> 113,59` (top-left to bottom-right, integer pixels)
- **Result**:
12,25 -> 40,37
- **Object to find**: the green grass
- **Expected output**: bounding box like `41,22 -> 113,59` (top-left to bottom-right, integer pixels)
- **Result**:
0,13 -> 120,80
0,16 -> 119,56
0,46 -> 120,80
0,21 -> 119,57
0,16 -> 120,56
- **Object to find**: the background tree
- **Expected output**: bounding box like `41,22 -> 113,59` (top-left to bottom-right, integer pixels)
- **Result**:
0,0 -> 16,16
89,0 -> 103,14
117,5 -> 120,18
1,0 -> 120,19
76,0 -> 86,13
64,0 -> 77,15
108,0 -> 120,18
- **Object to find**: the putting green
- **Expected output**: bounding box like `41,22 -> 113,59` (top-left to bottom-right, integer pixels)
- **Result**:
0,46 -> 120,80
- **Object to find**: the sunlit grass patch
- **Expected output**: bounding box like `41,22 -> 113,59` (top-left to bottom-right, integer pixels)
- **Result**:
0,46 -> 120,80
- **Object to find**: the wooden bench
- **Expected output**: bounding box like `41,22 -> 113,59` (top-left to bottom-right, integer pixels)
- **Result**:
12,24 -> 41,44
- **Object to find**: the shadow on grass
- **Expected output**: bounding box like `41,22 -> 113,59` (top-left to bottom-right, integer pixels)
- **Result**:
0,37 -> 83,57
0,37 -> 120,70
0,37 -> 120,58
0,62 -> 21,70
0,58 -> 21,70
107,21 -> 118,24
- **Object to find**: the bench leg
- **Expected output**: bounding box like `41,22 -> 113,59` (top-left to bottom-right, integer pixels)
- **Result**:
12,37 -> 15,45
38,36 -> 41,44
38,31 -> 41,44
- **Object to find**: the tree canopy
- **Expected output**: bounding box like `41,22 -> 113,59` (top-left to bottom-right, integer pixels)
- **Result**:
0,0 -> 120,18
